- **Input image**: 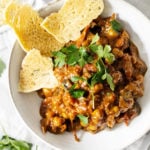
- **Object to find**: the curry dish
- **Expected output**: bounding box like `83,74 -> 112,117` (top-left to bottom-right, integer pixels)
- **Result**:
39,14 -> 147,141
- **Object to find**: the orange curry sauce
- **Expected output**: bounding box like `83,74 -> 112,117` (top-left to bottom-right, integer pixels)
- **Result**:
38,14 -> 147,141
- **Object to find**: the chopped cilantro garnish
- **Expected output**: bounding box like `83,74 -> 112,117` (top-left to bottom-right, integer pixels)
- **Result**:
77,114 -> 88,125
53,45 -> 92,67
90,43 -> 115,64
111,20 -> 122,32
53,34 -> 115,91
78,47 -> 92,67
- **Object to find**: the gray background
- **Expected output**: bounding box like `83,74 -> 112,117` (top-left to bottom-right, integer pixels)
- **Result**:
127,0 -> 150,19
124,0 -> 150,149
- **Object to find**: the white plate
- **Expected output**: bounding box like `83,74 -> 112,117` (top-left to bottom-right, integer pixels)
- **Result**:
9,0 -> 150,150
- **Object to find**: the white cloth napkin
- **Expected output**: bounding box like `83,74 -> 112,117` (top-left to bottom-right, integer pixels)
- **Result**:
0,0 -> 150,150
0,1 -> 59,149
0,31 -> 53,150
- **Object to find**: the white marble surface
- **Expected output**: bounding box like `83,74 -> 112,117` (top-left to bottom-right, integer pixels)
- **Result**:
0,0 -> 150,150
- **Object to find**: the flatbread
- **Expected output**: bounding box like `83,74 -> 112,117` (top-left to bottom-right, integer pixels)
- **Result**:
0,0 -> 17,25
5,3 -> 64,56
18,49 -> 58,93
41,0 -> 104,43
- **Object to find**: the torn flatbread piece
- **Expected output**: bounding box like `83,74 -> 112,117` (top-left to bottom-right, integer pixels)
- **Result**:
41,0 -> 104,43
5,3 -> 64,56
18,49 -> 58,93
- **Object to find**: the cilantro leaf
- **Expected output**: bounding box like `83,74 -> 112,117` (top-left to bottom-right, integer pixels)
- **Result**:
53,44 -> 93,67
96,61 -> 105,72
0,58 -> 6,77
10,139 -> 32,150
70,76 -> 85,83
110,20 -> 122,32
102,72 -> 115,91
78,47 -> 88,67
89,60 -> 115,91
53,51 -> 66,67
62,45 -> 78,54
77,114 -> 88,125
70,76 -> 81,83
90,44 -> 115,64
106,73 -> 115,91
66,50 -> 80,66
90,72 -> 103,86
103,45 -> 115,64
70,89 -> 85,99
102,73 -> 107,80
103,44 -> 111,53
0,136 -> 32,150
61,45 -> 81,66
69,83 -> 85,99
89,44 -> 103,59
90,33 -> 100,45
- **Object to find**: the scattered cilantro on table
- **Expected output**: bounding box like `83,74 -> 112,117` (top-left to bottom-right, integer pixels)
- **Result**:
0,135 -> 32,150
0,58 -> 6,77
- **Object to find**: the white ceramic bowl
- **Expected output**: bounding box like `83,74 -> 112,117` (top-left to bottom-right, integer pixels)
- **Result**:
9,0 -> 150,150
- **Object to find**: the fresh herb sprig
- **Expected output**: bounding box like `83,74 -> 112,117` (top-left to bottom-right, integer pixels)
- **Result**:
89,34 -> 115,90
0,135 -> 32,150
89,38 -> 115,64
53,45 -> 92,67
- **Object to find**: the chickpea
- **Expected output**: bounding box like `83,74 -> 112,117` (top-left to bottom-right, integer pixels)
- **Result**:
94,83 -> 103,94
60,124 -> 67,133
112,48 -> 123,58
106,115 -> 115,128
42,88 -> 52,97
51,117 -> 63,127
46,110 -> 54,119
91,109 -> 101,124
87,123 -> 97,131
104,27 -> 119,39
115,38 -> 124,48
